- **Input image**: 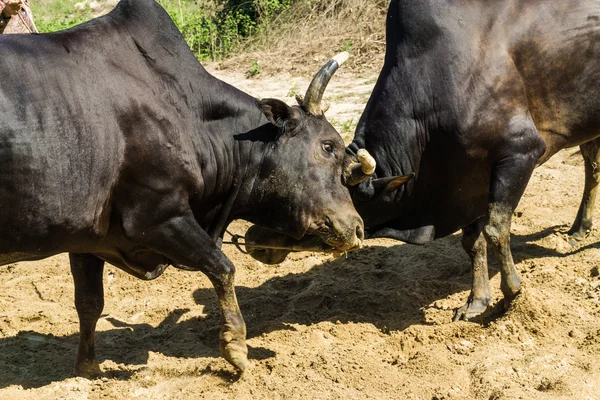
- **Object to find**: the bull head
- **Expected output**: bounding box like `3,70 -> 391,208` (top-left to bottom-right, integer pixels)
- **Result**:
261,52 -> 377,189
290,51 -> 378,186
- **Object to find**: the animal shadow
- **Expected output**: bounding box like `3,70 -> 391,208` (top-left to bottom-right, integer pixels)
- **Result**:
199,224 -> 595,340
203,235 -> 486,338
0,225 -> 587,389
0,307 -> 274,389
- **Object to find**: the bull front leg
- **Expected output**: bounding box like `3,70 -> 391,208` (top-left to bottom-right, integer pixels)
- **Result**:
121,208 -> 248,373
206,272 -> 248,371
568,139 -> 600,244
484,203 -> 522,308
483,122 -> 545,309
453,217 -> 491,321
69,253 -> 105,378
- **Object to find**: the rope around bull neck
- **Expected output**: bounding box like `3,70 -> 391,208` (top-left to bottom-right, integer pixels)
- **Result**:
221,229 -> 350,258
221,229 -> 310,253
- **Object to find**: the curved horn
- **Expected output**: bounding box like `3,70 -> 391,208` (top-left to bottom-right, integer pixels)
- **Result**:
345,149 -> 376,186
302,52 -> 349,115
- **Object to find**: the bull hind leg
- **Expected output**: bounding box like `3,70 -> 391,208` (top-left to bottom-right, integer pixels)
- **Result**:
70,253 -> 104,378
483,123 -> 546,308
568,139 -> 600,244
453,217 -> 491,321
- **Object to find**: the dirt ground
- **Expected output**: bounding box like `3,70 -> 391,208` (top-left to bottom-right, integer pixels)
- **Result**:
1,64 -> 600,400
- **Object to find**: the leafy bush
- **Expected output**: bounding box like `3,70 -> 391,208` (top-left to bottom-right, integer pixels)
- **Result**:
30,0 -> 386,71
160,0 -> 294,61
32,0 -> 294,62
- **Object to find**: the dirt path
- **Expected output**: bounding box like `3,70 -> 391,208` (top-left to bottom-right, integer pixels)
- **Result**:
1,65 -> 599,400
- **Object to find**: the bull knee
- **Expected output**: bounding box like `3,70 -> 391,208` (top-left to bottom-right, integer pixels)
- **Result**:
221,263 -> 235,276
483,223 -> 502,249
204,263 -> 236,286
76,298 -> 104,321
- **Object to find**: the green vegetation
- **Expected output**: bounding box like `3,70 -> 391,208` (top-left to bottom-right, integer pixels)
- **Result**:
31,0 -> 92,32
339,39 -> 352,53
245,59 -> 261,78
340,118 -> 355,133
29,0 -> 387,73
156,0 -> 260,61
330,118 -> 356,135
286,81 -> 300,98
31,0 -> 295,62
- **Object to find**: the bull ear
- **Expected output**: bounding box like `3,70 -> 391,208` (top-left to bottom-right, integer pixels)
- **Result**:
353,173 -> 415,203
258,98 -> 301,137
373,173 -> 415,193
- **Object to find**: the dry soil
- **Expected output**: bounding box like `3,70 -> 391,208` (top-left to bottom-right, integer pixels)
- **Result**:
1,65 -> 599,400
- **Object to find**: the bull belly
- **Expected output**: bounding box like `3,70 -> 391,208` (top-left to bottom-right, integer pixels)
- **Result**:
433,203 -> 487,238
0,249 -> 69,267
98,250 -> 170,273
0,237 -> 171,280
0,216 -> 92,250
0,212 -> 105,267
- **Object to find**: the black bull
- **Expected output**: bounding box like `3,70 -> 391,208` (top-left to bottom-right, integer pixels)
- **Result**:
0,0 -> 376,377
247,0 -> 600,320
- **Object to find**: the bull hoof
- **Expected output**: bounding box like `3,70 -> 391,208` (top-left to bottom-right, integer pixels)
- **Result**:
75,360 -> 102,379
452,297 -> 491,321
502,289 -> 522,311
219,332 -> 249,373
500,274 -> 522,306
567,230 -> 589,246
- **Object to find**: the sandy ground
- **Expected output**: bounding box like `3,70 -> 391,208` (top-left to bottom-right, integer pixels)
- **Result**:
1,65 -> 600,400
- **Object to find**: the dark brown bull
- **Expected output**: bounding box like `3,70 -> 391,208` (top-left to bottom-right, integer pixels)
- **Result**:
246,0 -> 600,323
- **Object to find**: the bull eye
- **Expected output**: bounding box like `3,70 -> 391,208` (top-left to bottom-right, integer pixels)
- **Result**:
321,141 -> 335,155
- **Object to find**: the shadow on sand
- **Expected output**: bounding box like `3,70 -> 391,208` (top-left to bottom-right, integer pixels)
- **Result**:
0,224 -> 593,388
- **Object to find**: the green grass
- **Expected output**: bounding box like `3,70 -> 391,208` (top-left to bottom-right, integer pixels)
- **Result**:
330,118 -> 356,135
362,77 -> 378,85
30,0 -> 293,62
286,81 -> 300,97
245,59 -> 261,78
31,0 -> 92,33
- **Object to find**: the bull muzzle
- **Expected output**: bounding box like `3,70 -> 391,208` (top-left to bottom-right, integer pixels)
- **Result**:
244,219 -> 364,265
317,214 -> 364,252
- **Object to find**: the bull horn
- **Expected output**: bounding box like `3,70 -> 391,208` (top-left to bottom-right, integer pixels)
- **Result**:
302,52 -> 349,115
345,149 -> 376,186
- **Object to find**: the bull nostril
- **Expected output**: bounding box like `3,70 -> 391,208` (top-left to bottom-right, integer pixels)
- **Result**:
324,216 -> 333,229
356,223 -> 364,242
